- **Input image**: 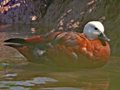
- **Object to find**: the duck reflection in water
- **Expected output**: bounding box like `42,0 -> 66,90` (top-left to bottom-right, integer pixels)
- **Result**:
4,21 -> 110,69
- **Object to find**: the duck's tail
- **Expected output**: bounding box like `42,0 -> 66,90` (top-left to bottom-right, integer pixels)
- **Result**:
4,36 -> 44,44
4,38 -> 26,44
4,43 -> 25,47
4,38 -> 26,47
4,36 -> 45,62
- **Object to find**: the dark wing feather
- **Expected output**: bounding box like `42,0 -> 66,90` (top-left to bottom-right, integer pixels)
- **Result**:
49,31 -> 79,47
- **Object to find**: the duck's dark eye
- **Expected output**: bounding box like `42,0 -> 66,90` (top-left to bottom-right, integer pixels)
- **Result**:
94,27 -> 98,30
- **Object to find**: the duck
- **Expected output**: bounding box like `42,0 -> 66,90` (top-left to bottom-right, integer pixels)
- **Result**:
4,21 -> 110,69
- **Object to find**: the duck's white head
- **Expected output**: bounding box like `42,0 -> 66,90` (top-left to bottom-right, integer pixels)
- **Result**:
83,21 -> 110,41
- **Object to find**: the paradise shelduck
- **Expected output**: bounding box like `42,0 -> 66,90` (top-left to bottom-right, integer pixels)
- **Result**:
4,21 -> 110,68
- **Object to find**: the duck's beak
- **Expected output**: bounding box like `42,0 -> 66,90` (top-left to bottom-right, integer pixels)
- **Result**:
99,32 -> 110,41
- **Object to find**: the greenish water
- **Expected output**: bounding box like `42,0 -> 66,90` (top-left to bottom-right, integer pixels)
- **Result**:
0,24 -> 120,90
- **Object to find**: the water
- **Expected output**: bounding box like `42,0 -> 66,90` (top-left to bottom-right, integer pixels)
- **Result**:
0,24 -> 120,90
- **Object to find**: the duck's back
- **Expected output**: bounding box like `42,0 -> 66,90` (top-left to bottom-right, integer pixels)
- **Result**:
45,31 -> 85,46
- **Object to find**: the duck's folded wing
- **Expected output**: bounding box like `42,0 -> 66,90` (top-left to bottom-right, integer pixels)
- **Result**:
46,31 -> 86,47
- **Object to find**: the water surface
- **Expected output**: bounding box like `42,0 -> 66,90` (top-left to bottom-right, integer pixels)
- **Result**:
0,24 -> 120,90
